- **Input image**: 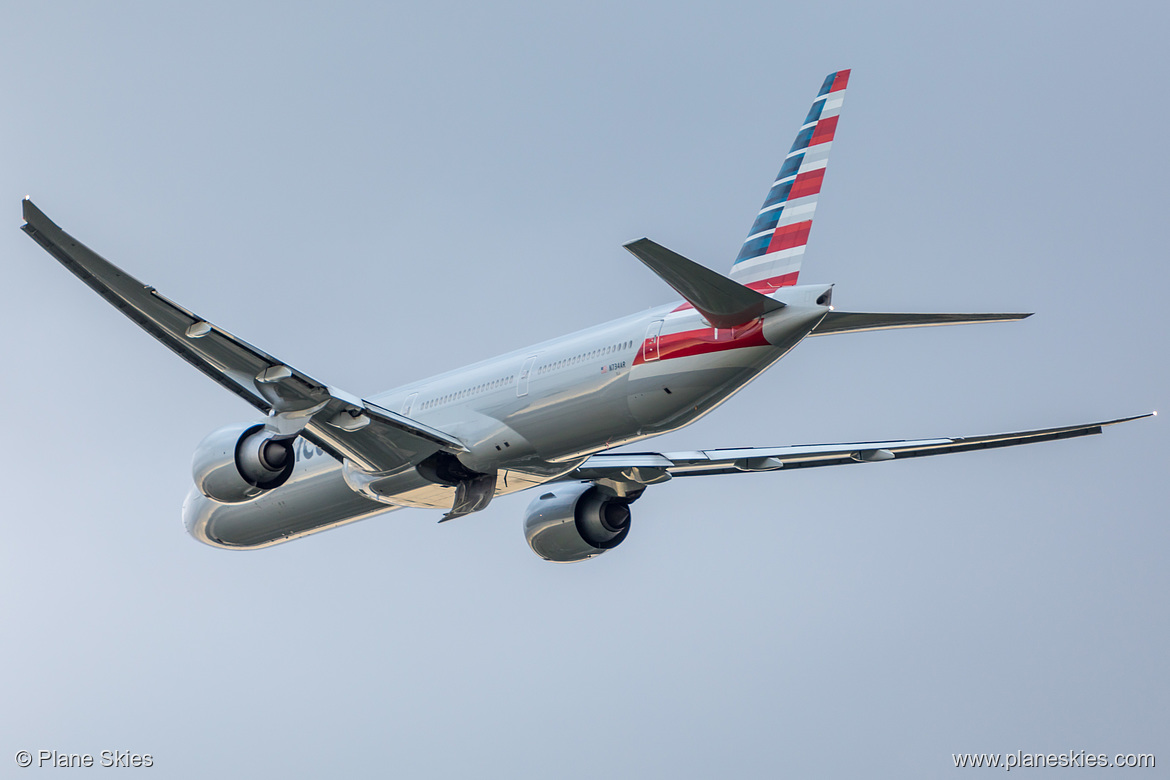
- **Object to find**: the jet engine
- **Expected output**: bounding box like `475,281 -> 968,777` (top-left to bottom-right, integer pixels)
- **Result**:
192,423 -> 297,504
524,482 -> 634,562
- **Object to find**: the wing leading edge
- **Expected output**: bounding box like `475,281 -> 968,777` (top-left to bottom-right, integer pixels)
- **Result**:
20,198 -> 465,474
571,415 -> 1153,483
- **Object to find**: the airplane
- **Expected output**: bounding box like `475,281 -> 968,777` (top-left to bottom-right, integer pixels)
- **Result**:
21,69 -> 1151,562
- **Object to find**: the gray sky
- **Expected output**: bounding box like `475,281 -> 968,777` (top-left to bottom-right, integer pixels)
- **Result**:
2,2 -> 1166,777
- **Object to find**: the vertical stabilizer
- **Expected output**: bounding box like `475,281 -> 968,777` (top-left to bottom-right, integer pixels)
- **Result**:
729,69 -> 850,290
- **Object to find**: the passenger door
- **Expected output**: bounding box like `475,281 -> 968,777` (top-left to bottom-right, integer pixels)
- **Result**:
643,320 -> 663,362
517,355 -> 538,397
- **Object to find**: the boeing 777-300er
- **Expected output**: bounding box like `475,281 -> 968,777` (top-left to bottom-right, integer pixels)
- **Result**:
21,70 -> 1151,561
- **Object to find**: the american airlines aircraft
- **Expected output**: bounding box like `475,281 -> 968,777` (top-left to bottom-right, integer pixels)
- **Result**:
21,70 -> 1150,561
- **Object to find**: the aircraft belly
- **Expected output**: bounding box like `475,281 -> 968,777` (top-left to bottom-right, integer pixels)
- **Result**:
184,456 -> 391,549
343,466 -> 459,509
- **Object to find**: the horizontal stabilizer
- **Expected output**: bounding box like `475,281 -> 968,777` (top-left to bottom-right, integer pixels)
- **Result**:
624,238 -> 785,328
809,311 -> 1032,336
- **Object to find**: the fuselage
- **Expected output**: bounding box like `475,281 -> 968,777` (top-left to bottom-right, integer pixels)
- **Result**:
184,284 -> 831,548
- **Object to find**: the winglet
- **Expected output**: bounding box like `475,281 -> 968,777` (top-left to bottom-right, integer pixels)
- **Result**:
624,238 -> 785,328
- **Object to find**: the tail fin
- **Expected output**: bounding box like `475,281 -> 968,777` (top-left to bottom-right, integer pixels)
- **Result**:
729,69 -> 850,291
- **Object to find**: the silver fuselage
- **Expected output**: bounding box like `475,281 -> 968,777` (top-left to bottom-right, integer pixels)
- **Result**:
184,285 -> 831,548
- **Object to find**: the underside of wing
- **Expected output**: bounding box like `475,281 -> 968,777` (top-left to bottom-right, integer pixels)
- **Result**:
21,199 -> 464,474
570,415 -> 1152,484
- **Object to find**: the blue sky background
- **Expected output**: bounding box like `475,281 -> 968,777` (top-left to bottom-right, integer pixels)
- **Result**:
2,2 -> 1166,777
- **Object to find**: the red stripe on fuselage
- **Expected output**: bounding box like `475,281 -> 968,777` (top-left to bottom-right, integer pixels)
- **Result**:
632,320 -> 770,366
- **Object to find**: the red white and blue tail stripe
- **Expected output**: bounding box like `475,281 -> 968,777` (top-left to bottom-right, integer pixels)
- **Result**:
729,69 -> 850,291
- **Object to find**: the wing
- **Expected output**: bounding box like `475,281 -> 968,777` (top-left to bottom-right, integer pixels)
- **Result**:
21,198 -> 465,473
569,415 -> 1152,486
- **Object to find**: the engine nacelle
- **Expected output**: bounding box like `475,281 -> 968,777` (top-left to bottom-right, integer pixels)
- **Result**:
192,423 -> 297,504
524,482 -> 633,563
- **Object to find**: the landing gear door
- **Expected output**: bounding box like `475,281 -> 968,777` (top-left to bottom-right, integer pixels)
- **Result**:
643,320 -> 664,362
517,355 -> 538,397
